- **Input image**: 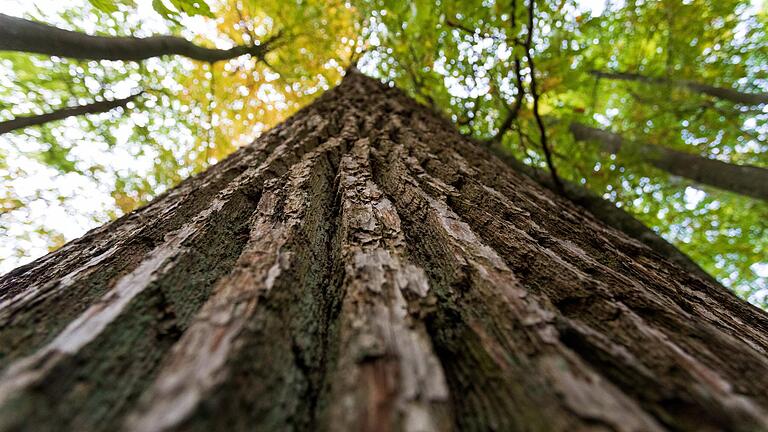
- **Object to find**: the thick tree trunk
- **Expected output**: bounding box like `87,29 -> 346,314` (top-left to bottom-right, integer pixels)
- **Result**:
487,144 -> 718,284
1,71 -> 768,432
570,122 -> 768,200
0,93 -> 141,134
0,13 -> 276,62
590,70 -> 768,105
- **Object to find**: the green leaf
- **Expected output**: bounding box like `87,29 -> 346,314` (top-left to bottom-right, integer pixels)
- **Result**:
152,0 -> 182,24
152,0 -> 214,19
87,0 -> 136,13
170,0 -> 214,18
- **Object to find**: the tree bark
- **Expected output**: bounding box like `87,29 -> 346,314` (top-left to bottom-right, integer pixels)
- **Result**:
0,93 -> 141,134
570,121 -> 768,200
0,13 -> 276,62
591,70 -> 768,105
487,143 -> 719,284
1,70 -> 768,432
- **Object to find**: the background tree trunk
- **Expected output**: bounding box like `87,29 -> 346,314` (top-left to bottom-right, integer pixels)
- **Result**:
1,71 -> 768,432
590,70 -> 768,105
570,122 -> 768,200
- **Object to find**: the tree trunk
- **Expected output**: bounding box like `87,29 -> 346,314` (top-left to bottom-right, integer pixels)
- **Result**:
0,13 -> 277,63
570,122 -> 768,200
487,144 -> 719,284
590,70 -> 768,105
1,70 -> 768,432
0,92 -> 141,134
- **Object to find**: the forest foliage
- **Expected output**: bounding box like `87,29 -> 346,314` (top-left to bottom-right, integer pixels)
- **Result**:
0,0 -> 766,306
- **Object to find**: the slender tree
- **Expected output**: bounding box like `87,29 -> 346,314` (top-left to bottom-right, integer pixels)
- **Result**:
0,13 -> 279,62
570,122 -> 768,200
0,92 -> 141,134
1,71 -> 767,432
591,70 -> 768,106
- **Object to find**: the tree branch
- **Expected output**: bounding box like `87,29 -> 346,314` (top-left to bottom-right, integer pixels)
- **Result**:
0,92 -> 142,134
591,70 -> 768,106
488,55 -> 525,144
570,121 -> 768,200
487,0 -> 524,144
525,0 -> 564,194
0,13 -> 280,63
444,17 -> 482,37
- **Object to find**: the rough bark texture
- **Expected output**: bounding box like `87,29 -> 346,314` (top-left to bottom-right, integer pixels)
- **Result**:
590,70 -> 768,106
2,71 -> 768,432
570,122 -> 768,200
0,13 -> 275,63
0,93 -> 140,134
487,144 -> 718,285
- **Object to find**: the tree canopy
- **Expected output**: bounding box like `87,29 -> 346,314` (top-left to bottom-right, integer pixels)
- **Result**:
1,0 -> 766,307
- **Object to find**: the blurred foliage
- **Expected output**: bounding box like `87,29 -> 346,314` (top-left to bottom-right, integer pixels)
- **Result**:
0,0 -> 766,306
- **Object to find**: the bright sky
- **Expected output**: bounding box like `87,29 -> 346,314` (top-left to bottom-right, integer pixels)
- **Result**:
0,0 -> 176,273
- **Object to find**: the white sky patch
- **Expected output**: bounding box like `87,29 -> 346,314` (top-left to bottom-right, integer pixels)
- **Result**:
592,113 -> 612,127
0,0 -> 70,18
0,151 -> 116,273
578,0 -> 608,15
0,0 -> 190,274
753,263 -> 768,278
683,186 -> 706,210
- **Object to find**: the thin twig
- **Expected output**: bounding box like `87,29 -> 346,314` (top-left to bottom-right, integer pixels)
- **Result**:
525,0 -> 565,194
489,55 -> 525,144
